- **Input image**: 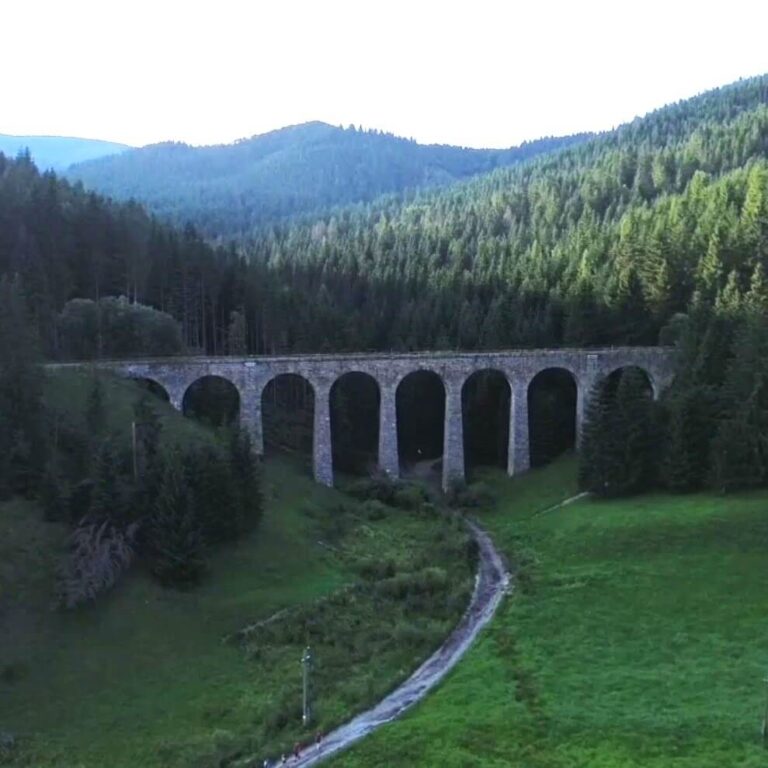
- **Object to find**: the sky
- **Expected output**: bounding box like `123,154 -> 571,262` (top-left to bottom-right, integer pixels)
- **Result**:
3,0 -> 768,149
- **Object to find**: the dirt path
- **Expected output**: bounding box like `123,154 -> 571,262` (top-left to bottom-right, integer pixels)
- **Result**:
279,519 -> 510,767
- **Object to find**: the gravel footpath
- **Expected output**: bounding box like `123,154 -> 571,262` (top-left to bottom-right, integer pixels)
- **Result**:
275,518 -> 510,767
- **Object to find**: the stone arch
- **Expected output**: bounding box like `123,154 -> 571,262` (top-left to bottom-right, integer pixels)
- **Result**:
604,365 -> 655,398
130,377 -> 170,402
330,371 -> 380,476
395,368 -> 446,475
182,375 -> 241,427
527,367 -> 577,467
461,368 -> 510,474
260,372 -> 315,459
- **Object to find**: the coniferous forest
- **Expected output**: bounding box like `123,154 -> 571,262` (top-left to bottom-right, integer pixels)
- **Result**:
1,75 -> 768,499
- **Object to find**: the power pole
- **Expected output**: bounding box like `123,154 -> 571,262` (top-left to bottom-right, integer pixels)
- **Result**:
762,675 -> 768,747
302,646 -> 313,726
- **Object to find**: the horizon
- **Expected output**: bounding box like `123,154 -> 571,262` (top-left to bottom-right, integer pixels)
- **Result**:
0,72 -> 764,154
4,0 -> 768,150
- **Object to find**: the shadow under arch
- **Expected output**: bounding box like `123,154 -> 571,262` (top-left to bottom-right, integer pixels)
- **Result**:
604,365 -> 655,398
261,373 -> 315,462
330,371 -> 380,476
182,375 -> 240,427
462,369 -> 510,475
396,369 -> 445,477
130,377 -> 170,402
528,367 -> 577,468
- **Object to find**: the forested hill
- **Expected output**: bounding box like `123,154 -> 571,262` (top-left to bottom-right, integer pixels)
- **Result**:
66,122 -> 591,236
0,134 -> 130,171
238,75 -> 768,352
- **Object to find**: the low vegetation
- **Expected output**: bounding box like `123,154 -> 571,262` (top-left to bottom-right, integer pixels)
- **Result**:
332,457 -> 768,767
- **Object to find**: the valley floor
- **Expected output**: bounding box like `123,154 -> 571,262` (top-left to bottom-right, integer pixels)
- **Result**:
331,459 -> 768,767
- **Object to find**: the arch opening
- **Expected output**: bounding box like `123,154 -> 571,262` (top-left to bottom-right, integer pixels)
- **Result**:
261,374 -> 315,462
528,368 -> 577,468
330,372 -> 380,477
462,369 -> 510,475
605,366 -> 654,399
131,377 -> 170,402
182,375 -> 240,427
396,370 -> 445,478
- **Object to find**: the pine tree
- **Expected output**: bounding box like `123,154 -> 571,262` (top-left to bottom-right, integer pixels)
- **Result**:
86,372 -> 105,437
578,378 -> 619,495
710,415 -> 763,492
663,387 -> 719,492
89,439 -> 124,524
0,276 -> 46,496
149,454 -> 206,587
613,368 -> 660,494
228,427 -> 263,534
185,445 -> 238,544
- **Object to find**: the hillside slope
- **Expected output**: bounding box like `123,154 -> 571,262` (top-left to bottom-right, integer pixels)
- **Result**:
66,122 -> 591,236
0,371 -> 475,767
0,134 -> 130,171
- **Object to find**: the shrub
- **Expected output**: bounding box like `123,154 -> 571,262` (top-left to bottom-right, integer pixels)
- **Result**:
57,518 -> 139,609
391,483 -> 429,510
449,481 -> 496,509
348,477 -> 429,511
361,499 -> 388,520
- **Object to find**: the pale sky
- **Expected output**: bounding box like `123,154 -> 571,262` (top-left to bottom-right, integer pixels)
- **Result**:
3,0 -> 768,149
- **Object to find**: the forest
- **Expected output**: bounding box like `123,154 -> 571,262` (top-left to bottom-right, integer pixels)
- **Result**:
67,122 -> 590,236
0,75 -> 767,502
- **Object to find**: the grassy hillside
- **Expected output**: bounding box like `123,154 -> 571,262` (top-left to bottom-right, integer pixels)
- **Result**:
333,458 -> 768,767
0,134 -> 130,171
0,372 -> 474,767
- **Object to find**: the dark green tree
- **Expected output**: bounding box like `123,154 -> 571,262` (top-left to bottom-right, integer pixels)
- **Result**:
149,454 -> 206,587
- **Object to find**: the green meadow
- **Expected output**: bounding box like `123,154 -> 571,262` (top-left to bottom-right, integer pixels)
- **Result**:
333,459 -> 768,767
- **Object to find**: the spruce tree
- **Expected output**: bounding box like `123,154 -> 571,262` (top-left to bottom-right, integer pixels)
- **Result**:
150,454 -> 206,587
228,427 -> 263,534
0,276 -> 46,496
89,440 -> 124,524
613,368 -> 660,494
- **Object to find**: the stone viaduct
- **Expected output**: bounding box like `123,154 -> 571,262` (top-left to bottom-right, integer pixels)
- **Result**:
90,347 -> 675,491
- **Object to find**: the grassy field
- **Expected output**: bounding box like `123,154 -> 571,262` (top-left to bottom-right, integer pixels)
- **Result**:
0,373 -> 474,767
332,458 -> 768,767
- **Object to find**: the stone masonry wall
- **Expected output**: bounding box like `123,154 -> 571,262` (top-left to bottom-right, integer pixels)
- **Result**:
72,347 -> 676,491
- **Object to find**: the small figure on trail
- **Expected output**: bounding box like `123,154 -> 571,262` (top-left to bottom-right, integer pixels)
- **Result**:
315,730 -> 324,748
293,741 -> 302,759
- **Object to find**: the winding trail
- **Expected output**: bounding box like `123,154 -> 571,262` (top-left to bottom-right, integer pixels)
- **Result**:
285,519 -> 510,767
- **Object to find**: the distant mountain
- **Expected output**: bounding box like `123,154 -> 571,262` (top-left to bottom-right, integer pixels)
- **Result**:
0,134 -> 130,171
66,122 -> 592,237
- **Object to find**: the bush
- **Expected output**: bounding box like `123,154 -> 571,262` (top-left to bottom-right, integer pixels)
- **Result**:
348,477 -> 429,511
391,483 -> 429,510
447,481 -> 495,509
361,499 -> 388,520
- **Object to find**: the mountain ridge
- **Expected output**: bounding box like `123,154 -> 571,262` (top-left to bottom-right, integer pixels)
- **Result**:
0,133 -> 131,171
66,123 -> 593,236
